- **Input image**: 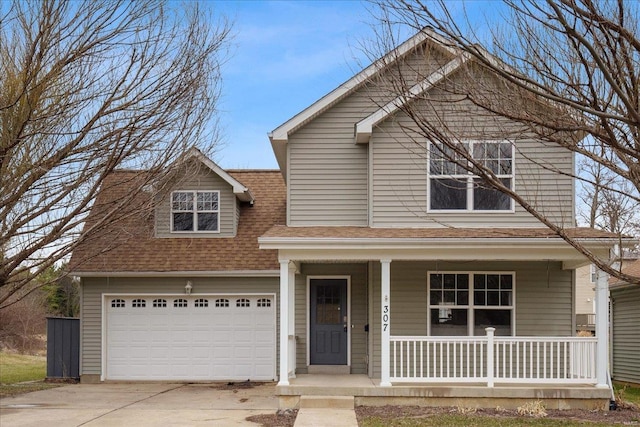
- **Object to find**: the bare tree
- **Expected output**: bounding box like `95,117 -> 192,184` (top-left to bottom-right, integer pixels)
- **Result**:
365,0 -> 639,283
0,0 -> 231,307
577,153 -> 639,235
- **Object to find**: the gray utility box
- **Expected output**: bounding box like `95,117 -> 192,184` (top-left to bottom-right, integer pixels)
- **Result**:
46,317 -> 80,379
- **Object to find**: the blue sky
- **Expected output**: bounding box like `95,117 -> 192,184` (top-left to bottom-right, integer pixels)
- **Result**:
212,0 -> 499,169
213,1 -> 373,169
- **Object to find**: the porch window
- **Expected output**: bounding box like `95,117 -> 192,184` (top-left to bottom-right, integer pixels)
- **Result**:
428,141 -> 513,211
171,190 -> 220,232
428,272 -> 514,336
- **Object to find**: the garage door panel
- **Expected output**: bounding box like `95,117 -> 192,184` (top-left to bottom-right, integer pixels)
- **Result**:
106,294 -> 275,381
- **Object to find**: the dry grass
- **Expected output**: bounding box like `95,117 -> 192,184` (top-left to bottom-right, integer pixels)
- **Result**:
0,352 -> 60,398
516,400 -> 547,418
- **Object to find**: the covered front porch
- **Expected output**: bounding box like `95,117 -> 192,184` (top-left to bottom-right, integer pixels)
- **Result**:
259,227 -> 618,408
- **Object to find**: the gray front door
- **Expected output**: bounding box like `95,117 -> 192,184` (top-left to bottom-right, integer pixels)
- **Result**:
310,278 -> 348,365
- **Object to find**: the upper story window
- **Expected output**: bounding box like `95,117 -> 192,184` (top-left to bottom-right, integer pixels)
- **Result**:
171,191 -> 219,232
428,141 -> 513,212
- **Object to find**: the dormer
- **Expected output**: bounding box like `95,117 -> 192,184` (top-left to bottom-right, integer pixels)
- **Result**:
155,148 -> 254,238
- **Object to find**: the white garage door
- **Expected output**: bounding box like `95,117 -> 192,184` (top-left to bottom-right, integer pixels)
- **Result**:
105,294 -> 276,381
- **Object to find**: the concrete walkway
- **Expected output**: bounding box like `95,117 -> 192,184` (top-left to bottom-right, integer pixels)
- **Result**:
293,396 -> 358,427
294,409 -> 358,426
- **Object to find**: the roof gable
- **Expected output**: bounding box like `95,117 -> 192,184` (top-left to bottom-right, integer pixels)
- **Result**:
183,147 -> 254,203
354,52 -> 470,143
70,170 -> 286,274
268,29 -> 459,173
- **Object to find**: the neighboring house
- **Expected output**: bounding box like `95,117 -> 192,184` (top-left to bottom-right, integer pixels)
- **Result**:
575,253 -> 638,334
610,260 -> 640,385
71,30 -> 635,409
575,264 -> 596,333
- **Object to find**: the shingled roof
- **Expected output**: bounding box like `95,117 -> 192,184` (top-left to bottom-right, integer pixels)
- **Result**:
70,169 -> 285,274
610,259 -> 640,288
260,225 -> 623,240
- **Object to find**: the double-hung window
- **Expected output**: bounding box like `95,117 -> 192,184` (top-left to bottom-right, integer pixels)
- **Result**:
429,141 -> 513,211
171,191 -> 219,232
428,272 -> 514,336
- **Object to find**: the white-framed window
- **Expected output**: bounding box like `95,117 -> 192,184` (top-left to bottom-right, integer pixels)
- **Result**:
236,298 -> 250,308
111,299 -> 125,308
428,141 -> 514,212
132,298 -> 146,308
590,264 -> 597,283
257,298 -> 271,307
194,298 -> 209,308
428,272 -> 515,336
173,298 -> 188,308
215,298 -> 229,307
153,299 -> 167,308
171,190 -> 220,232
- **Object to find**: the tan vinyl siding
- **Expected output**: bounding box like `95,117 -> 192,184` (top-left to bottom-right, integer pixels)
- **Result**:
575,265 -> 595,315
288,106 -> 370,226
80,276 -> 278,377
370,261 -> 572,378
612,287 -> 640,384
371,87 -> 574,228
294,263 -> 368,374
155,168 -> 238,237
287,47 -> 452,226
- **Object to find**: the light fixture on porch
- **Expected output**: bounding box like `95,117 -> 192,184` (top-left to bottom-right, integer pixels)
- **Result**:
185,281 -> 193,295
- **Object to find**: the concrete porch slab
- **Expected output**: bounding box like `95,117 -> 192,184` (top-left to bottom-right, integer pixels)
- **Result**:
277,374 -> 611,410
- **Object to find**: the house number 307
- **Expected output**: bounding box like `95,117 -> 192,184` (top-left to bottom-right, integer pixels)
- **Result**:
382,305 -> 389,331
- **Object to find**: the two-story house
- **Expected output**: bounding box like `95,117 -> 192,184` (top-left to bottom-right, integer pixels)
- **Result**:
71,30 -> 633,410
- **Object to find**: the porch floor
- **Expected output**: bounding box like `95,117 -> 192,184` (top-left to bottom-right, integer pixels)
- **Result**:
276,374 -> 611,410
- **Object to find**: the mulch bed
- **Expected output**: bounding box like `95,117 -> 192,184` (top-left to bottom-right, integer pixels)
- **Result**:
246,409 -> 298,427
356,405 -> 640,425
209,381 -> 267,390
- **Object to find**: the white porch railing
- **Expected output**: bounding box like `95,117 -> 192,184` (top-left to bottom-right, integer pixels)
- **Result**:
390,328 -> 597,386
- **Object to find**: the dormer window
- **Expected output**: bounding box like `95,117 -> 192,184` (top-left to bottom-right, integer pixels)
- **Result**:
428,141 -> 513,212
171,191 -> 219,232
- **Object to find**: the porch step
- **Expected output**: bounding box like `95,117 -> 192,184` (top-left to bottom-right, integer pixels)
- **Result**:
307,365 -> 350,375
299,395 -> 354,409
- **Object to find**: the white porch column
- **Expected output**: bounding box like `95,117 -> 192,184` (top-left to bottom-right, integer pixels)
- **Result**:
278,260 -> 290,386
287,262 -> 296,378
595,267 -> 609,388
380,259 -> 392,387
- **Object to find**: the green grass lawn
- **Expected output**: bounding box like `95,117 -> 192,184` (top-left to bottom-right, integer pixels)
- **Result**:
615,382 -> 640,407
0,352 -> 60,398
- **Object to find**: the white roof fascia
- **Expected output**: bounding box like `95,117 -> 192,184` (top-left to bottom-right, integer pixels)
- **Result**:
355,53 -> 471,144
258,236 -> 630,252
186,148 -> 255,203
269,29 -> 452,144
71,270 -> 280,278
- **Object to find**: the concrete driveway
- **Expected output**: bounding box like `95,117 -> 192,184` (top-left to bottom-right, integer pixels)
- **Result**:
0,382 -> 279,426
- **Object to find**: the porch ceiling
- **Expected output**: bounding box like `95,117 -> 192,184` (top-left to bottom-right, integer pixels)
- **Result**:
259,226 -> 627,267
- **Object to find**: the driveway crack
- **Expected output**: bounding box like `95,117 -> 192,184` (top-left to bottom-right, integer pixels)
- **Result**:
78,384 -> 187,426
